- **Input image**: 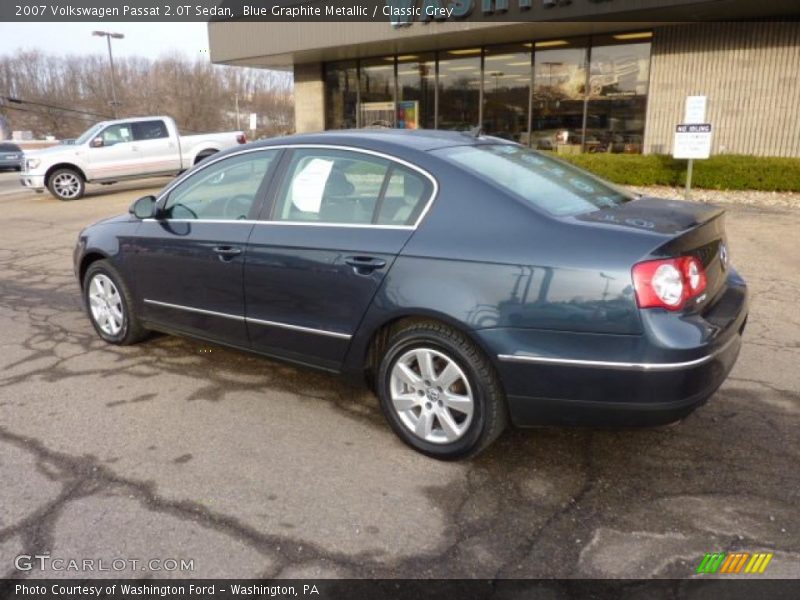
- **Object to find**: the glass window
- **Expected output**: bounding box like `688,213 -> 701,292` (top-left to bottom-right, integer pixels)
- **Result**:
396,53 -> 436,130
76,123 -> 104,145
531,39 -> 589,153
433,144 -> 632,217
585,34 -> 652,154
325,61 -> 358,129
483,45 -> 531,143
376,167 -> 431,226
360,57 -> 396,128
274,149 -> 390,224
99,124 -> 133,146
438,49 -> 482,131
132,120 -> 168,141
164,151 -> 277,221
273,149 -> 431,226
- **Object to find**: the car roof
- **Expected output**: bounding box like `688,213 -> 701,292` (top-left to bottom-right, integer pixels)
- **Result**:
251,129 -> 513,153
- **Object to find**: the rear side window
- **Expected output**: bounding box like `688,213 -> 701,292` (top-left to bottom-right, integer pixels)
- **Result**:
376,167 -> 429,226
273,148 -> 432,226
132,120 -> 168,141
0,143 -> 21,152
432,144 -> 632,217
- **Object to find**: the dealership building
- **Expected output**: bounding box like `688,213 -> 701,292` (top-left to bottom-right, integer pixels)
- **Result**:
209,0 -> 800,157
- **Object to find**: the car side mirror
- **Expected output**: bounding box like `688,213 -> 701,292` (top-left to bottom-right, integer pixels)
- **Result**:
129,195 -> 157,219
90,137 -> 104,148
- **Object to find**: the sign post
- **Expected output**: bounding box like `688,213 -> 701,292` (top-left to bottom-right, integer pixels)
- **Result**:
673,96 -> 710,200
674,123 -> 712,199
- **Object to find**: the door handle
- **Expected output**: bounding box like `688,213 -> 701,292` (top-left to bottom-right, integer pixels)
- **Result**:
131,145 -> 139,151
345,255 -> 386,275
213,245 -> 243,261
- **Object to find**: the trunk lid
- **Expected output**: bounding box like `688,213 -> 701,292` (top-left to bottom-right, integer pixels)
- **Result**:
577,197 -> 730,311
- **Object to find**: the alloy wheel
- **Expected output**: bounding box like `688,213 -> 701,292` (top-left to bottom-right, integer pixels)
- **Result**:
389,347 -> 474,444
88,274 -> 125,336
52,172 -> 81,199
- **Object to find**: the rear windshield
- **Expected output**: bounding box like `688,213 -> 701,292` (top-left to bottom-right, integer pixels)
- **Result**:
0,143 -> 21,152
432,144 -> 633,217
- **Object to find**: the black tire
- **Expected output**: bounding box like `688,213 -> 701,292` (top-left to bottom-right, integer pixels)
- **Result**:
47,167 -> 85,200
194,150 -> 217,165
83,260 -> 148,345
377,320 -> 508,460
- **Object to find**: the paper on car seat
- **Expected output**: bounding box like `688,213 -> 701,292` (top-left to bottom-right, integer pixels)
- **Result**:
291,158 -> 334,213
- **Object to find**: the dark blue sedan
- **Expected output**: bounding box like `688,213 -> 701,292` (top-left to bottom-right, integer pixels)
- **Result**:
74,130 -> 748,459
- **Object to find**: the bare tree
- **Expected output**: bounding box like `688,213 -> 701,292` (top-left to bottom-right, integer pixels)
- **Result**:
0,51 -> 294,139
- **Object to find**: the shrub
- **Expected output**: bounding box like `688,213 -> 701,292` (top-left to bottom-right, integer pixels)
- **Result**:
552,153 -> 800,192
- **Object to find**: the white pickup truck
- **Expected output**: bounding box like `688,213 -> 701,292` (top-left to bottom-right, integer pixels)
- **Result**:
20,116 -> 246,200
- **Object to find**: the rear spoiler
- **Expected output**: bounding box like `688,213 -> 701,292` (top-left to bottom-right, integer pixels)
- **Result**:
577,197 -> 725,235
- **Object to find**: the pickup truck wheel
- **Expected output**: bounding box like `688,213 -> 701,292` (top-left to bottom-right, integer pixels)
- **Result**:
194,150 -> 217,165
48,168 -> 85,200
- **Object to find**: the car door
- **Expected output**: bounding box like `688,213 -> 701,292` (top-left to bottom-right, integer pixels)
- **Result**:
130,119 -> 181,175
85,123 -> 141,179
130,148 -> 281,348
244,146 -> 435,370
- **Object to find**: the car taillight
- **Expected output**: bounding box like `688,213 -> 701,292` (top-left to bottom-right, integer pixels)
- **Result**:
236,133 -> 247,144
632,256 -> 707,310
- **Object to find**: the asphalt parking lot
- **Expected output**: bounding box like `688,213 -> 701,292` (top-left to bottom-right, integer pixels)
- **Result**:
0,180 -> 798,579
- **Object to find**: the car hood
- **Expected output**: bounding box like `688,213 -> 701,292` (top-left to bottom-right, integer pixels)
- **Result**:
88,214 -> 134,228
575,196 -> 725,235
23,144 -> 78,158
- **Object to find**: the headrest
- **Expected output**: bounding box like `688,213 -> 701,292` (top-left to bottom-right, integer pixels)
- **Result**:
324,169 -> 355,197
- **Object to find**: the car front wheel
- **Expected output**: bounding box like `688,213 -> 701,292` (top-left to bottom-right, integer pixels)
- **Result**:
83,260 -> 148,345
377,321 -> 508,460
48,168 -> 85,200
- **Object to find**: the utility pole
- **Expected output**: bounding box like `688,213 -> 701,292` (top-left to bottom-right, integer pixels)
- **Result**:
92,31 -> 124,118
235,93 -> 241,129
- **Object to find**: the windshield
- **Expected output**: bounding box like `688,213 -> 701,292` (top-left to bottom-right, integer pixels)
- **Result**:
74,123 -> 105,145
432,144 -> 633,217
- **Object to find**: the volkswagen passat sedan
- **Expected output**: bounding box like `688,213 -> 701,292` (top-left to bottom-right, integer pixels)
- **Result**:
74,130 -> 747,459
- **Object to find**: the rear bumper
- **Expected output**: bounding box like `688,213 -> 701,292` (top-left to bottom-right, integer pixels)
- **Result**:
19,174 -> 45,190
480,272 -> 748,427
501,331 -> 742,427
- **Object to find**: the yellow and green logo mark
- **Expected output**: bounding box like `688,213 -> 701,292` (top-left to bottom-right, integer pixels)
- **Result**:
696,552 -> 773,575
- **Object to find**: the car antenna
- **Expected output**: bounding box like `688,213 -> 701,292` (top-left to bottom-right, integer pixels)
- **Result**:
469,125 -> 483,138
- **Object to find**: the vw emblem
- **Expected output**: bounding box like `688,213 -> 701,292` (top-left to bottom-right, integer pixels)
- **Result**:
426,388 -> 440,402
719,243 -> 729,270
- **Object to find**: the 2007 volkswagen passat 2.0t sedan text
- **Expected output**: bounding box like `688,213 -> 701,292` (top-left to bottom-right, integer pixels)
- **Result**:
74,130 -> 748,459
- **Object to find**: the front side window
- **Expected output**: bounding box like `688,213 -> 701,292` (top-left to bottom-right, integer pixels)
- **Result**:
433,144 -> 632,217
99,124 -> 133,146
76,123 -> 105,145
132,120 -> 168,141
273,149 -> 431,226
163,151 -> 277,221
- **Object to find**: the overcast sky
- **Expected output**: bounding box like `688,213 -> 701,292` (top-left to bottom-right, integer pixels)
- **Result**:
0,22 -> 211,60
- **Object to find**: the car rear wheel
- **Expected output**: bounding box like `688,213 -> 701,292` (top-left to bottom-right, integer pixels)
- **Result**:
48,168 -> 85,200
377,321 -> 507,460
83,260 -> 148,345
